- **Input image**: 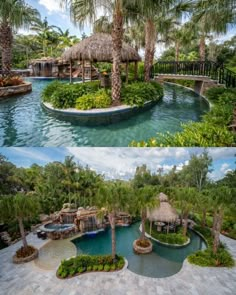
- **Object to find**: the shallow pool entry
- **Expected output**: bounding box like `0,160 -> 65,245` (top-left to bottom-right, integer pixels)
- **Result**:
72,223 -> 206,278
0,80 -> 209,146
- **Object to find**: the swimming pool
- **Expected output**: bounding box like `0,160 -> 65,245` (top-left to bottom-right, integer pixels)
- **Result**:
72,223 -> 206,278
0,79 -> 209,146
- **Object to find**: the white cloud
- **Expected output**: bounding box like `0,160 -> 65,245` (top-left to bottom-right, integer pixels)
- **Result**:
39,0 -> 62,14
9,148 -> 54,164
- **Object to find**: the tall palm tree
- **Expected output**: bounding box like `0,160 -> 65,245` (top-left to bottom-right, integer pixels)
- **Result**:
96,181 -> 130,261
192,0 -> 235,61
133,186 -> 157,240
209,185 -> 233,254
31,17 -> 60,57
0,193 -> 39,250
61,0 -> 137,103
174,187 -> 196,236
0,0 -> 40,73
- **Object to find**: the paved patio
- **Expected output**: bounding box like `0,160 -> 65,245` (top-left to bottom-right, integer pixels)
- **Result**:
0,232 -> 235,295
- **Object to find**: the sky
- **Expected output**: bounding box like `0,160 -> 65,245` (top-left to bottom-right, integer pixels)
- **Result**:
21,0 -> 236,57
0,147 -> 235,181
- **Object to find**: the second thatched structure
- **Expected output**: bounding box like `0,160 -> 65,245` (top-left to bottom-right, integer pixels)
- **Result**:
62,33 -> 141,83
147,193 -> 178,234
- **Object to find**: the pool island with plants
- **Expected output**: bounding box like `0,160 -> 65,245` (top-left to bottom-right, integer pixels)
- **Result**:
41,80 -> 164,125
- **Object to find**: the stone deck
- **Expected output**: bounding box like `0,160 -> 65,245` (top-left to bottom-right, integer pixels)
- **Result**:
0,233 -> 235,295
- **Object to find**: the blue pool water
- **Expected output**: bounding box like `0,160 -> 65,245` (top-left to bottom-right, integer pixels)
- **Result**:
72,223 -> 206,278
0,79 -> 209,146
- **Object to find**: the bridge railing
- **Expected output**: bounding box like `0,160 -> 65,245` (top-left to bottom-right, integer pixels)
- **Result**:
151,61 -> 236,88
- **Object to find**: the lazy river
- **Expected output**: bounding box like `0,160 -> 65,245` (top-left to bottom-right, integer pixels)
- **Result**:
0,79 -> 209,146
72,223 -> 207,278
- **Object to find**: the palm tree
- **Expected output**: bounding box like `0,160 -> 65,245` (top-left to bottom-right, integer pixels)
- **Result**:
31,17 -> 60,57
133,186 -> 157,240
209,185 -> 233,254
192,0 -> 235,61
0,0 -> 40,73
174,187 -> 196,236
0,193 -> 39,250
96,181 -> 130,261
93,16 -> 113,34
61,0 -> 135,103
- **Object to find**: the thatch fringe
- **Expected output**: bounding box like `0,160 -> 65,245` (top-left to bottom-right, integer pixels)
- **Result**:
62,33 -> 141,63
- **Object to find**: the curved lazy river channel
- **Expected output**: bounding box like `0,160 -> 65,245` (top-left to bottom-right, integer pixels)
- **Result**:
72,223 -> 207,278
0,79 -> 209,146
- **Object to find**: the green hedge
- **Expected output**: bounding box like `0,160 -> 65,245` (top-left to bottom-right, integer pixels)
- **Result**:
121,81 -> 163,107
42,81 -> 100,108
130,87 -> 236,147
76,89 -> 111,110
42,80 -> 163,110
145,221 -> 188,245
57,254 -> 125,279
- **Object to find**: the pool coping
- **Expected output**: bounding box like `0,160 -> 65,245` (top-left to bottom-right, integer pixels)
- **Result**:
42,100 -> 156,117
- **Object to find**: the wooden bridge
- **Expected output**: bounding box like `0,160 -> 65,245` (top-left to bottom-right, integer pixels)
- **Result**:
151,61 -> 236,95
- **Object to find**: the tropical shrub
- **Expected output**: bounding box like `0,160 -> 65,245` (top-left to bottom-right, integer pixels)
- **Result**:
42,81 -> 100,108
121,81 -> 163,107
145,221 -> 188,245
188,248 -> 234,267
0,76 -> 24,87
57,255 -> 125,279
76,89 -> 111,110
130,87 -> 236,147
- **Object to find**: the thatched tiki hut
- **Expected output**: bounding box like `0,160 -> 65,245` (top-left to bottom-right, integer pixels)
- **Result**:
147,193 -> 178,234
62,33 -> 141,84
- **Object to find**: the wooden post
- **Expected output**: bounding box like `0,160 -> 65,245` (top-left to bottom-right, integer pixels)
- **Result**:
90,61 -> 92,81
126,62 -> 129,83
149,220 -> 152,235
70,60 -> 72,84
134,61 -> 138,80
82,60 -> 85,83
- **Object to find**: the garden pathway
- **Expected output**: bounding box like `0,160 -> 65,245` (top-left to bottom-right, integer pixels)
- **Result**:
0,233 -> 235,295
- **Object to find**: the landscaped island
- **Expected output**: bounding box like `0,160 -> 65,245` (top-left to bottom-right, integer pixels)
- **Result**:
42,80 -> 163,110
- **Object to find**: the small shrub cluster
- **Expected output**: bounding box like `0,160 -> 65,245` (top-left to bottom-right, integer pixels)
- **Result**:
121,81 -> 163,107
130,87 -> 236,147
0,76 -> 24,87
145,221 -> 188,245
57,254 -> 125,279
136,239 -> 151,248
188,247 -> 234,267
188,225 -> 235,267
76,89 -> 112,110
221,218 -> 236,240
42,81 -> 100,108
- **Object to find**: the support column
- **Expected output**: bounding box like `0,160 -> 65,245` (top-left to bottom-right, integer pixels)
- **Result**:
70,60 -> 72,84
126,62 -> 129,83
134,61 -> 138,80
82,60 -> 85,83
90,61 -> 92,81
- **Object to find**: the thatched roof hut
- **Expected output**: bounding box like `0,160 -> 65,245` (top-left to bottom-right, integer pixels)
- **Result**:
147,193 -> 178,223
62,33 -> 141,63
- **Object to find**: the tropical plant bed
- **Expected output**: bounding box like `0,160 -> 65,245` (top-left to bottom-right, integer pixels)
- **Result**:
57,254 -> 125,279
13,245 -> 38,264
42,80 -> 163,110
145,221 -> 189,246
133,238 -> 153,254
130,87 -> 236,147
188,225 -> 234,267
0,79 -> 32,98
